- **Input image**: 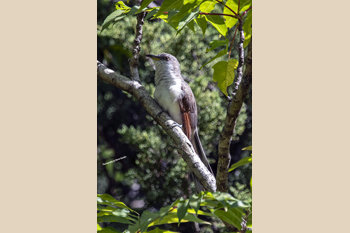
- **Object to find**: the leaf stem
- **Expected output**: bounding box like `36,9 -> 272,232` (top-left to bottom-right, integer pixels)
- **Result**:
215,0 -> 238,16
228,25 -> 239,60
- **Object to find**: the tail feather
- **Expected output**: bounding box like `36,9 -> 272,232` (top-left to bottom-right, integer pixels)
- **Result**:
191,129 -> 214,192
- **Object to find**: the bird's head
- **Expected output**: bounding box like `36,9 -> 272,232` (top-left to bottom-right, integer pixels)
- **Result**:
146,53 -> 181,76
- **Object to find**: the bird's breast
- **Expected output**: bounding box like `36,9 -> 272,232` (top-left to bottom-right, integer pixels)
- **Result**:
154,79 -> 183,124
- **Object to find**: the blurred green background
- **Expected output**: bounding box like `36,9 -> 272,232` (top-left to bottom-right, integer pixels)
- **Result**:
97,0 -> 252,231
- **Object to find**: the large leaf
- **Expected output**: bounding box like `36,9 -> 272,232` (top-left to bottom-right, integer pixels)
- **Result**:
199,1 -> 217,13
214,209 -> 242,230
228,156 -> 252,172
176,10 -> 199,35
140,210 -> 160,233
154,0 -> 184,18
205,15 -> 227,36
169,0 -> 205,24
97,194 -> 137,214
223,0 -> 238,28
100,10 -> 124,33
177,197 -> 189,226
148,212 -> 209,226
243,9 -> 252,48
212,59 -> 239,96
97,215 -> 134,225
98,227 -> 122,233
189,193 -> 201,216
194,15 -> 207,37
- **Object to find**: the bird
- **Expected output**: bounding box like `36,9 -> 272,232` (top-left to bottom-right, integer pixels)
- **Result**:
146,53 -> 214,192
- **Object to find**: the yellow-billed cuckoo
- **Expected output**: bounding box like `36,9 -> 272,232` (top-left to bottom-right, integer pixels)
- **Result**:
146,53 -> 214,192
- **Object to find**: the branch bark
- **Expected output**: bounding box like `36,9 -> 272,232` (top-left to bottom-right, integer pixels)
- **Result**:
97,61 -> 217,192
216,36 -> 252,192
129,12 -> 146,82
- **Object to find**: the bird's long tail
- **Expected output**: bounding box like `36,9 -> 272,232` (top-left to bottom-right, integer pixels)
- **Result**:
191,129 -> 214,193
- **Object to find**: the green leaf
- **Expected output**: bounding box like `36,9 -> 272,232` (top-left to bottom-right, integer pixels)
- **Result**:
98,227 -> 122,233
214,209 -> 242,230
189,193 -> 201,216
206,39 -> 229,53
243,9 -> 252,48
145,8 -> 159,20
169,0 -> 205,23
223,0 -> 238,28
100,10 -> 124,33
176,11 -> 199,35
97,194 -> 137,214
200,48 -> 227,69
250,177 -> 252,191
177,197 -> 189,226
242,145 -> 252,150
146,228 -> 180,233
97,215 -> 134,225
98,224 -> 103,231
140,210 -> 160,233
212,192 -> 228,212
212,59 -> 239,96
205,15 -> 227,36
183,213 -> 211,224
194,15 -> 207,37
186,19 -> 195,32
115,1 -> 131,11
135,0 -> 155,14
158,205 -> 174,222
154,0 -> 184,18
199,1 -> 217,13
127,5 -> 140,16
228,156 -> 252,172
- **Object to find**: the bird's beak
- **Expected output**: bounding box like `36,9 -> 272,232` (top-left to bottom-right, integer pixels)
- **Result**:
146,54 -> 161,61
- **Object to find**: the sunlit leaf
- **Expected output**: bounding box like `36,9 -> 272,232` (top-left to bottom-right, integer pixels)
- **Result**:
242,145 -> 252,150
228,156 -> 252,172
115,1 -> 131,11
145,8 -> 159,20
205,15 -> 227,36
199,1 -> 217,13
212,59 -> 239,96
243,9 -> 252,48
146,228 -> 180,233
223,0 -> 238,28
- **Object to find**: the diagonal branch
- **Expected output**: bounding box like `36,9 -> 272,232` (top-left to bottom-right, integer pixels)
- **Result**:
216,35 -> 252,192
97,61 -> 217,192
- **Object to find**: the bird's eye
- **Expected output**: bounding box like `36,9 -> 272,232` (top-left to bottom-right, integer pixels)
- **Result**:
164,56 -> 170,61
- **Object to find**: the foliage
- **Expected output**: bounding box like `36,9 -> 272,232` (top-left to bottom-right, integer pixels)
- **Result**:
97,192 -> 252,233
97,0 -> 252,232
100,0 -> 252,97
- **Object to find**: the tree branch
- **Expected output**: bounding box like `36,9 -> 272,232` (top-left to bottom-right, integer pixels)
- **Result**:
129,11 -> 146,82
216,35 -> 252,192
97,61 -> 217,192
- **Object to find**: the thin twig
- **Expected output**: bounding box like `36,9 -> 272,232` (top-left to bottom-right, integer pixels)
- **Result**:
241,6 -> 252,17
228,25 -> 239,60
129,11 -> 146,82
